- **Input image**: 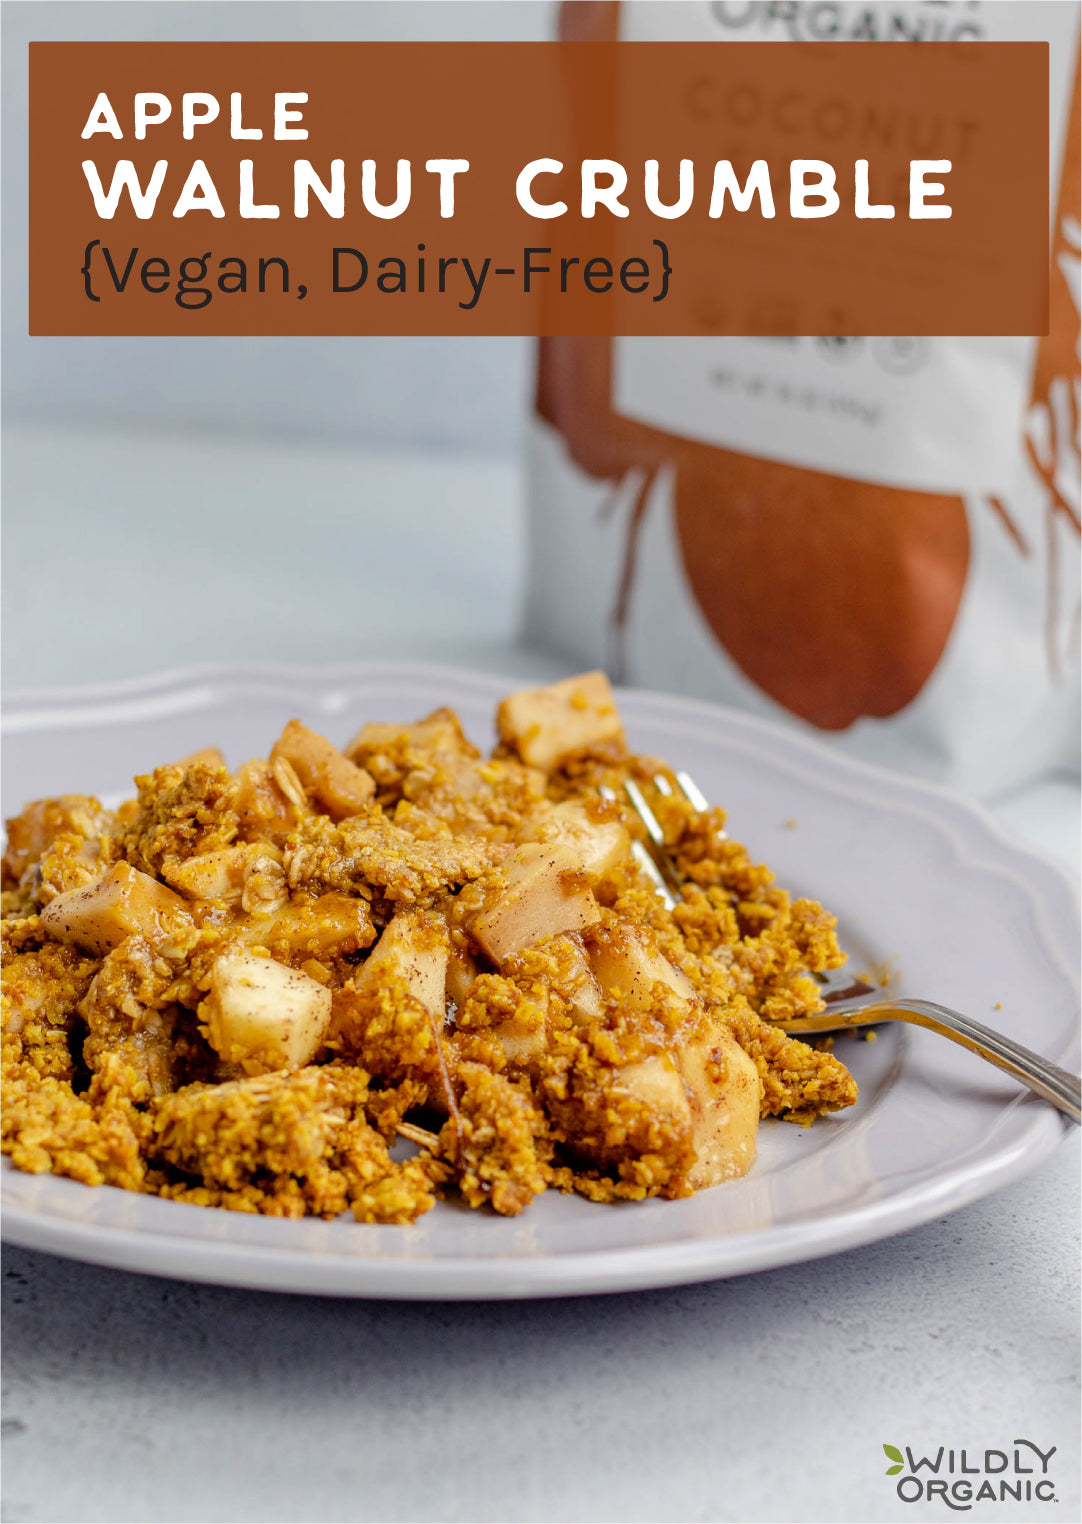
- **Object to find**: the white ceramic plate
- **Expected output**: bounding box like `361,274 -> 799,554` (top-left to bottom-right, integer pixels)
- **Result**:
3,661 -> 1078,1298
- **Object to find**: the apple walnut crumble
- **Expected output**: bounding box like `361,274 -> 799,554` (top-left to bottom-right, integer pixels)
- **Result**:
1,673 -> 857,1223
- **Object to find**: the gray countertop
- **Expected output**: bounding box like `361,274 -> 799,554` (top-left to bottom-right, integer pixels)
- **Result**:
3,1133 -> 1078,1524
2,422 -> 1079,1524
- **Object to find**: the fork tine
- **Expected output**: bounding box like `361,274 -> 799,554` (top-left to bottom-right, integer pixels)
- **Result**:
634,847 -> 678,911
670,769 -> 726,838
674,769 -> 710,812
623,779 -> 666,848
599,784 -> 678,909
618,779 -> 684,902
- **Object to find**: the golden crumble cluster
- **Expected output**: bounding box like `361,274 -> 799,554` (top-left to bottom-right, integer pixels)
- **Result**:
1,672 -> 857,1224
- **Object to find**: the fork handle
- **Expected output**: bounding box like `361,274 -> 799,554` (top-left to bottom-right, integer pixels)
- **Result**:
783,1000 -> 1081,1124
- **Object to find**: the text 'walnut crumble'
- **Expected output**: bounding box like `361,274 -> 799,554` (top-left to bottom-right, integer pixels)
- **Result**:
2,674 -> 857,1224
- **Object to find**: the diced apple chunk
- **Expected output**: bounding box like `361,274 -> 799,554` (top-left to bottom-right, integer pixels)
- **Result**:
234,759 -> 302,846
617,1053 -> 693,1131
486,986 -> 550,1068
496,1023 -> 548,1066
203,952 -> 332,1073
241,892 -> 373,959
173,746 -> 227,770
678,1029 -> 760,1188
355,909 -> 449,1016
270,719 -> 375,819
553,934 -> 605,1025
469,844 -> 601,964
516,932 -> 603,1025
587,922 -> 695,1010
568,973 -> 604,1025
3,795 -> 107,882
615,1036 -> 758,1188
446,946 -> 481,1009
496,671 -> 624,772
162,844 -> 276,903
589,923 -> 759,1186
345,708 -> 472,763
517,801 -> 630,879
40,862 -> 189,956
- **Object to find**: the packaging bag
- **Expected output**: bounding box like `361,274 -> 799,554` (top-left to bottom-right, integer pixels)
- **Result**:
526,1 -> 1081,795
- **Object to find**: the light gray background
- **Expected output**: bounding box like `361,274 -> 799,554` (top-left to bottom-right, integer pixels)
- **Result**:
3,1 -> 544,455
3,6 -> 1079,1523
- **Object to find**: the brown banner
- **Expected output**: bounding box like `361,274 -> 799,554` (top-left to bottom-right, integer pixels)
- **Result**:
29,41 -> 1049,336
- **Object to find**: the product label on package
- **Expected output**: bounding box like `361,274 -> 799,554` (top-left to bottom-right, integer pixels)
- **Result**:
613,1 -> 1078,495
613,334 -> 1033,495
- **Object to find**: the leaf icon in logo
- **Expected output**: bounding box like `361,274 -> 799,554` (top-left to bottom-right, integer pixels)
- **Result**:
883,1444 -> 904,1475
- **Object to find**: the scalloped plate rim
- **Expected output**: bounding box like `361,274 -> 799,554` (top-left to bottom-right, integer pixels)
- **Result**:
2,658 -> 1077,1299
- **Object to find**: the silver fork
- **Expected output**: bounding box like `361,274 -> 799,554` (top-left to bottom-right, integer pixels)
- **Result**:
614,770 -> 1081,1125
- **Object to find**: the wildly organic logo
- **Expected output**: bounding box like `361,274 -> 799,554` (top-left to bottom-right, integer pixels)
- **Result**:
881,1440 -> 1058,1509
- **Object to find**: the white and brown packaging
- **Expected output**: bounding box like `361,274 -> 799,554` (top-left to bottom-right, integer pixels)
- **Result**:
525,1 -> 1080,795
